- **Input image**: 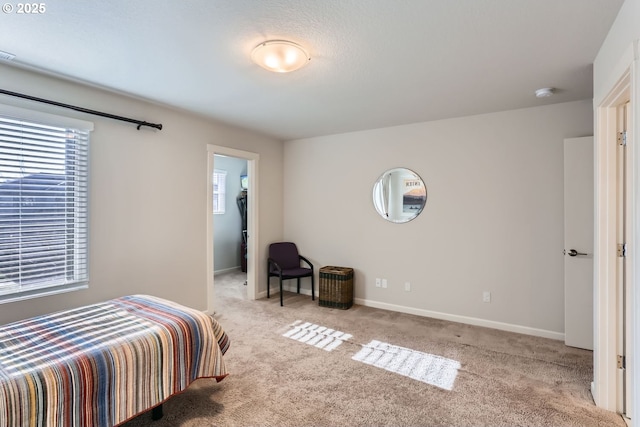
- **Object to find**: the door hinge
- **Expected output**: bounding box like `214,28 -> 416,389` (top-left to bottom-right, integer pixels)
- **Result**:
618,355 -> 626,369
618,243 -> 627,257
618,131 -> 627,146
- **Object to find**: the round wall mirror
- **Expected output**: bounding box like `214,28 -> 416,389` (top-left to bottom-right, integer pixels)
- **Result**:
372,168 -> 427,223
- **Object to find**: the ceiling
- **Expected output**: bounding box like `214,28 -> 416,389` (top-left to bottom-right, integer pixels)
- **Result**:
0,0 -> 624,140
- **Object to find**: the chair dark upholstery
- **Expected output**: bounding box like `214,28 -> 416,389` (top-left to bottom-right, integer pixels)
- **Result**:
267,242 -> 314,306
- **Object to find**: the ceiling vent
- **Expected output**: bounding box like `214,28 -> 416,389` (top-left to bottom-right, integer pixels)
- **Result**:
535,87 -> 555,98
0,51 -> 15,61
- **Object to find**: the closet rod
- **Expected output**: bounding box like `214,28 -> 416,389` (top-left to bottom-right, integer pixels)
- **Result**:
0,88 -> 163,130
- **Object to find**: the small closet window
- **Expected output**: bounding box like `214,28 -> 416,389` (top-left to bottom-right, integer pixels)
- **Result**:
213,169 -> 226,214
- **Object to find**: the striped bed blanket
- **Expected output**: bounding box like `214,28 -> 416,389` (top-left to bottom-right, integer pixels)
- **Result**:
0,294 -> 229,427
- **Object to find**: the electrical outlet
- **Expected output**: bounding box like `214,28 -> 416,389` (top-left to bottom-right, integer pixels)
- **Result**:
376,278 -> 381,288
382,279 -> 388,289
483,291 -> 491,303
405,282 -> 411,292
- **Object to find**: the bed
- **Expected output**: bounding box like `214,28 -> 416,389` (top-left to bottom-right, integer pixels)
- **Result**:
0,294 -> 229,427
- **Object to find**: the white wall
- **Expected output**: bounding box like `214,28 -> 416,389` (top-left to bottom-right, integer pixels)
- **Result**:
593,0 -> 639,107
592,0 -> 639,414
213,155 -> 247,272
284,100 -> 592,337
0,64 -> 283,324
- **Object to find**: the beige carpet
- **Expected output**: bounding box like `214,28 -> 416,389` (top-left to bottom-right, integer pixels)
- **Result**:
121,270 -> 625,427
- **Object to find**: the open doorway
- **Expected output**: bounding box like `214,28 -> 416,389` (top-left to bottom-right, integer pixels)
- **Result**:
207,145 -> 259,313
213,154 -> 247,280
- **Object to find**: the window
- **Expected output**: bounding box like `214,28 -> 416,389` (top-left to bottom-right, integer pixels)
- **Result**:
0,106 -> 92,303
213,169 -> 226,214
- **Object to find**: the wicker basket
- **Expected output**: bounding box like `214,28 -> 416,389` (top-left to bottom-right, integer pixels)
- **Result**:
319,266 -> 354,309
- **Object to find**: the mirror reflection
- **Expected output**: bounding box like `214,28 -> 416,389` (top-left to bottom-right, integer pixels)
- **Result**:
372,168 -> 427,223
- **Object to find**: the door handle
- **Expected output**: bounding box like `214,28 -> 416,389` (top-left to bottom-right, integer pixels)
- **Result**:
565,249 -> 587,257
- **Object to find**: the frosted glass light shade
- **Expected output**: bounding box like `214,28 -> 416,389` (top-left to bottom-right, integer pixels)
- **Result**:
251,40 -> 310,73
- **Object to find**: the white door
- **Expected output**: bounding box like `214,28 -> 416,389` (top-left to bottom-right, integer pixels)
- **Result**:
564,136 -> 594,350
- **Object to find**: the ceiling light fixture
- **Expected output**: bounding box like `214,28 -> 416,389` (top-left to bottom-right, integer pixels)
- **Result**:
251,40 -> 310,73
535,87 -> 555,98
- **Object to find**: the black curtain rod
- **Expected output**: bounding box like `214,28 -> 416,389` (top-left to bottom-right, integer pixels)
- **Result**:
0,88 -> 163,131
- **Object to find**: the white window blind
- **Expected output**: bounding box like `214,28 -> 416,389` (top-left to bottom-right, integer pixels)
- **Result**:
213,169 -> 226,214
0,113 -> 90,303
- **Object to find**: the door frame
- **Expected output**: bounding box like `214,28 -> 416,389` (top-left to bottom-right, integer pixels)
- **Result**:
594,64 -> 634,417
207,145 -> 259,312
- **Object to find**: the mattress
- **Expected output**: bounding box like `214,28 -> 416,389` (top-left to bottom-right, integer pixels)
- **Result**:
0,294 -> 229,427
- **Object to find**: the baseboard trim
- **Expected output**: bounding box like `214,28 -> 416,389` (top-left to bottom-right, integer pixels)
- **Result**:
258,285 -> 564,341
353,297 -> 565,341
214,266 -> 242,276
